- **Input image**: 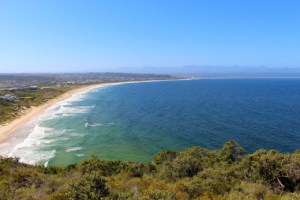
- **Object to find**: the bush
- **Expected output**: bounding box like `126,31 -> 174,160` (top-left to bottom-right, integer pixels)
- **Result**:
171,155 -> 202,178
79,156 -> 129,176
152,150 -> 179,165
128,163 -> 146,177
188,167 -> 235,197
67,172 -> 109,200
0,141 -> 299,199
237,149 -> 286,183
218,140 -> 244,163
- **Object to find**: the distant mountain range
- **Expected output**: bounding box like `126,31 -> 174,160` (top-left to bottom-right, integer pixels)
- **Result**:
117,66 -> 300,78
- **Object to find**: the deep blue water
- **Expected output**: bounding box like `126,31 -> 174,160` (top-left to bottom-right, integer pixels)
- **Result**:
5,79 -> 300,166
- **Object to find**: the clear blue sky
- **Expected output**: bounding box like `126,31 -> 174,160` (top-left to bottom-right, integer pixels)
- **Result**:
0,0 -> 299,72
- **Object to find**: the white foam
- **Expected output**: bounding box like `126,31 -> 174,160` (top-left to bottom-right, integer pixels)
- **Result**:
15,149 -> 56,165
88,123 -> 104,127
66,147 -> 82,152
6,123 -> 70,165
60,137 -> 70,141
68,132 -> 84,137
0,82 -> 124,164
26,82 -> 123,124
89,123 -> 104,127
9,126 -> 52,156
38,89 -> 95,121
0,142 -> 9,148
47,105 -> 95,119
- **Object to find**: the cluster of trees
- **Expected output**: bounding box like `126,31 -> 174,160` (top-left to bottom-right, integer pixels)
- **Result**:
0,141 -> 299,199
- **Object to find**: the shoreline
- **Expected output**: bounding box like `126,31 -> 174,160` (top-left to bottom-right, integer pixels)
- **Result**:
0,79 -> 188,144
0,83 -> 111,143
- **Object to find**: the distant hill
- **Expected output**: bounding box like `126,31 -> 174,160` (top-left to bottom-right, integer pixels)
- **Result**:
118,66 -> 300,78
0,72 -> 176,87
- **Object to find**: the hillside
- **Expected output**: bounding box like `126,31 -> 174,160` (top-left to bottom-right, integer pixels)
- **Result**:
0,140 -> 299,200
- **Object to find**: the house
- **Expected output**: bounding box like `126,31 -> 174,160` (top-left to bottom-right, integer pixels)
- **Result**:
0,94 -> 16,102
4,87 -> 19,91
29,86 -> 38,90
41,86 -> 52,90
4,86 -> 39,91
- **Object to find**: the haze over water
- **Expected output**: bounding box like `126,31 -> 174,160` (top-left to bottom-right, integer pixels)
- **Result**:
2,79 -> 300,166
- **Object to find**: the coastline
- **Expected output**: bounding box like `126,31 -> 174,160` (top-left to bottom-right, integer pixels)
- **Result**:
0,79 -> 187,144
0,82 -> 118,143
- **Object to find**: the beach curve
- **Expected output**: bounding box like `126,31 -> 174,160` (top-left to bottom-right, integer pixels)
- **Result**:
0,83 -> 115,143
0,79 -> 183,144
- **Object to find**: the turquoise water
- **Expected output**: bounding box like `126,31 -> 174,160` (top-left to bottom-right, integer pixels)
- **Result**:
3,79 -> 300,166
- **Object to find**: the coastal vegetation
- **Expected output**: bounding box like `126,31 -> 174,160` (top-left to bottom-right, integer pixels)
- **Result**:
0,141 -> 299,200
0,85 -> 77,125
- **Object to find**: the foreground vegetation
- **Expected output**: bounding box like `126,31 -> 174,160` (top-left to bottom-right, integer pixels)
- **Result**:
0,141 -> 299,199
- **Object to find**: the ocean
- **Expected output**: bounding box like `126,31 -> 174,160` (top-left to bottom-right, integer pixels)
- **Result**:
1,79 -> 300,166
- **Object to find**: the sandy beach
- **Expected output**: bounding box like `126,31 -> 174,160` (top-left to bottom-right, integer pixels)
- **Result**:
0,82 -> 115,143
0,78 -> 189,145
0,79 -> 184,144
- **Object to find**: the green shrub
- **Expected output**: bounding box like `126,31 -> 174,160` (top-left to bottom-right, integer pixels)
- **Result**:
218,140 -> 244,163
152,150 -> 179,165
0,141 -> 299,199
79,156 -> 129,176
67,172 -> 109,200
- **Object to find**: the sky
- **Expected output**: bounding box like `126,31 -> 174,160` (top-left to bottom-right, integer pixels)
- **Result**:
0,0 -> 299,72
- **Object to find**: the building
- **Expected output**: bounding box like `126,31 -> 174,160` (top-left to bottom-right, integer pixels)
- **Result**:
4,86 -> 39,91
29,86 -> 38,90
0,94 -> 16,102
